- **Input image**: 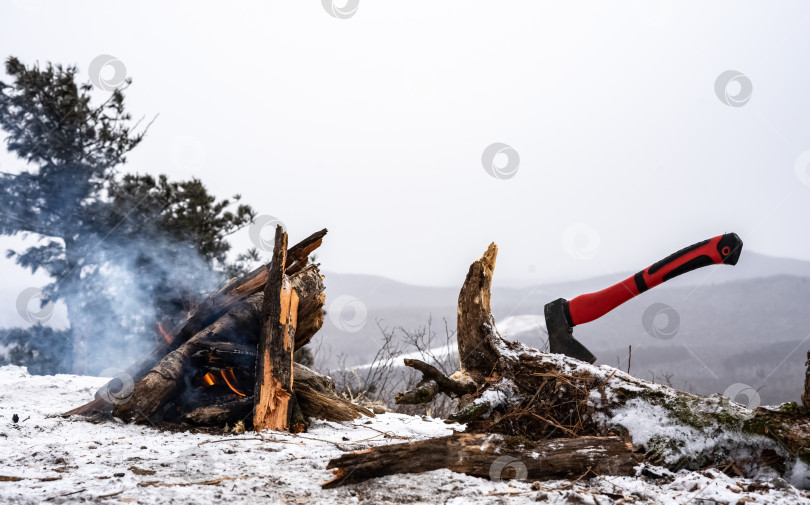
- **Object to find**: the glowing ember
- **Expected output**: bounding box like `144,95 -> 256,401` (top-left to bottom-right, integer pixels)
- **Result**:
200,369 -> 245,396
202,372 -> 216,387
220,368 -> 246,397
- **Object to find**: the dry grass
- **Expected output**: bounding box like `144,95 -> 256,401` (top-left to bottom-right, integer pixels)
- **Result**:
475,357 -> 603,439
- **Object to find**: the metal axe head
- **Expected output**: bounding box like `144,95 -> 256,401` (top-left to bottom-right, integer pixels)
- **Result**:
544,297 -> 596,364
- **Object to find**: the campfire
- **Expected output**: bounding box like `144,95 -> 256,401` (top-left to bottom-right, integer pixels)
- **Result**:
63,228 -> 372,431
61,229 -> 810,489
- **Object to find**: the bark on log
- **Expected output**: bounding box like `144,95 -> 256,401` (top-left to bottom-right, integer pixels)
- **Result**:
182,397 -> 254,425
253,226 -> 297,432
395,359 -> 476,405
323,434 -> 640,488
289,265 -> 325,350
294,363 -> 374,421
191,342 -> 257,371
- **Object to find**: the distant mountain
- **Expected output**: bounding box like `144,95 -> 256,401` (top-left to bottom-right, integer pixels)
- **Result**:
319,254 -> 810,405
325,251 -> 810,310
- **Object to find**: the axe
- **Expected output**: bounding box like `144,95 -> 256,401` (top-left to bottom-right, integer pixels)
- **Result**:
544,232 -> 743,363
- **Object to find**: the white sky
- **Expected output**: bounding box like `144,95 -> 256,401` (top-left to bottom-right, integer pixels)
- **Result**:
2,0 -> 810,302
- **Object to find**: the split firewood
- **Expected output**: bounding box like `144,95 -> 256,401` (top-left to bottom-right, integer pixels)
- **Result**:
253,226 -> 298,432
323,434 -> 641,488
294,363 -> 374,422
182,397 -> 255,426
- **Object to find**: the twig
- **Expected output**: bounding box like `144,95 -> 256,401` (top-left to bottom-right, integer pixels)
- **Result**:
198,436 -> 299,447
556,466 -> 593,490
627,345 -> 632,375
138,475 -> 260,488
97,490 -> 124,499
352,423 -> 411,440
44,488 -> 86,501
530,412 -> 579,437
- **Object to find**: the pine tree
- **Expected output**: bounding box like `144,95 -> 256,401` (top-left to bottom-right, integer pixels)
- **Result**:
0,57 -> 256,373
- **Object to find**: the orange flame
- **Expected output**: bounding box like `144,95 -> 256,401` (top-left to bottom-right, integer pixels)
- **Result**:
202,372 -> 216,387
157,322 -> 173,344
220,368 -> 246,397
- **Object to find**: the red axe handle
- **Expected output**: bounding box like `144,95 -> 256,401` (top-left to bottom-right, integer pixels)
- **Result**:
565,233 -> 743,326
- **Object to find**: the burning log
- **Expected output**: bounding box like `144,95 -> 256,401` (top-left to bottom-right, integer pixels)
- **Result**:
323,434 -> 641,488
181,363 -> 372,426
62,228 -> 365,427
182,397 -> 254,426
125,228 -> 327,381
111,293 -> 264,422
62,224 -> 375,431
63,233 -> 327,420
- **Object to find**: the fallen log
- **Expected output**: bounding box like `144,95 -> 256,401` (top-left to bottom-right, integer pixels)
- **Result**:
182,397 -> 254,426
323,434 -> 641,488
295,363 -> 374,422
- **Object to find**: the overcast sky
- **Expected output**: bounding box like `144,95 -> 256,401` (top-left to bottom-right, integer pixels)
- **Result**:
2,0 -> 810,309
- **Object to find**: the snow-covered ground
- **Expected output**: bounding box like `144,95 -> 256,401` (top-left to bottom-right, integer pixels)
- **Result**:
1,365 -> 809,504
